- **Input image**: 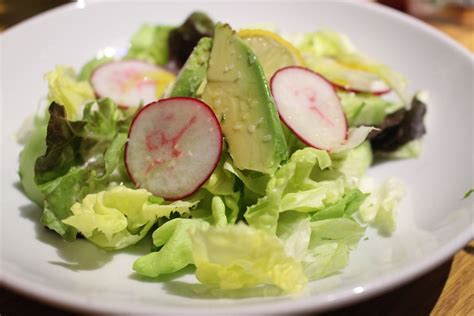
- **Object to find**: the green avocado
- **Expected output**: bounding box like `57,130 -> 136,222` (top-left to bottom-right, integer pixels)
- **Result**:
202,23 -> 288,174
169,37 -> 212,97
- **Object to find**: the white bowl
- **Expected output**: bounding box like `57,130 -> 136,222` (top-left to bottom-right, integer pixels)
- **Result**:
1,0 -> 472,314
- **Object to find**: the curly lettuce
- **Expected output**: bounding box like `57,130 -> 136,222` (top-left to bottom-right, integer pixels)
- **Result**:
63,186 -> 197,249
34,99 -> 136,240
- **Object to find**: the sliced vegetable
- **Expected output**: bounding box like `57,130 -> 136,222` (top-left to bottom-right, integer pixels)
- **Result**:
125,97 -> 222,200
270,66 -> 348,151
288,30 -> 407,103
91,60 -> 175,108
169,37 -> 212,98
202,23 -> 288,174
238,29 -> 305,79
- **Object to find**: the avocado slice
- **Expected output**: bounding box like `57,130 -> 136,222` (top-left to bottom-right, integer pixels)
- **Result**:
202,23 -> 288,173
169,37 -> 212,97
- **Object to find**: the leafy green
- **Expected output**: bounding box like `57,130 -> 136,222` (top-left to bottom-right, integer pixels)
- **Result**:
168,12 -> 215,67
310,189 -> 368,221
223,158 -> 269,196
63,186 -> 197,249
34,99 -> 135,239
370,94 -> 427,153
245,148 -> 334,234
358,178 -> 405,235
133,218 -> 209,277
276,197 -> 366,281
34,103 -> 86,185
190,224 -> 307,292
329,141 -> 373,180
303,218 -> 365,280
45,66 -> 95,119
375,139 -> 422,159
338,92 -> 401,127
464,189 -> 474,199
276,212 -> 311,261
202,153 -> 241,224
126,24 -> 173,65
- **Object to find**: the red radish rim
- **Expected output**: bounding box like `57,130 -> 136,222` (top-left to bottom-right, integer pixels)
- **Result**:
270,66 -> 349,150
124,97 -> 223,201
91,59 -> 165,109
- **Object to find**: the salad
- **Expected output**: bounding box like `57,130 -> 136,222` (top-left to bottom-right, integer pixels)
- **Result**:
18,12 -> 427,295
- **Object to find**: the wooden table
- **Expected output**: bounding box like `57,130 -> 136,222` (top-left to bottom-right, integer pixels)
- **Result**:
1,1 -> 473,315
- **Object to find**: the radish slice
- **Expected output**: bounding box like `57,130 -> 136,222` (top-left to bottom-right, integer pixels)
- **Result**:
91,60 -> 174,108
271,66 -> 348,151
125,97 -> 222,200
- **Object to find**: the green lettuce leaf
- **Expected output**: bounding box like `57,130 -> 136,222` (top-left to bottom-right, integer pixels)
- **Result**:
133,218 -> 209,277
62,186 -> 197,249
276,211 -> 311,261
34,103 -> 87,185
190,224 -> 307,292
126,24 -> 173,65
328,141 -> 373,180
310,189 -> 368,221
276,202 -> 366,281
375,139 -> 422,159
244,148 -> 333,234
202,153 -> 241,224
45,66 -> 95,119
303,218 -> 365,280
338,92 -> 401,127
223,158 -> 269,196
35,100 -> 135,239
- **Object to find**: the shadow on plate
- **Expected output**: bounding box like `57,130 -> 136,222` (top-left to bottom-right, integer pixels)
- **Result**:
129,266 -> 284,299
128,265 -> 196,283
163,281 -> 284,299
19,202 -> 114,271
